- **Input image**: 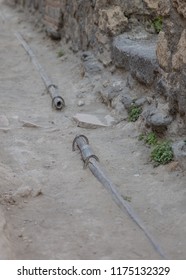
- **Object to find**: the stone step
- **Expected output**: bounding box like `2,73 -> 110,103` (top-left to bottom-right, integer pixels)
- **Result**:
112,35 -> 159,86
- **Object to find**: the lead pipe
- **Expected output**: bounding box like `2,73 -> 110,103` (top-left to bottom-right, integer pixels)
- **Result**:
73,134 -> 167,259
15,32 -> 65,110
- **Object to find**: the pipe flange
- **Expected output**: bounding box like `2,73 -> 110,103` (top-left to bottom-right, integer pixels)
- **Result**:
47,84 -> 58,90
52,96 -> 65,110
72,135 -> 89,151
83,154 -> 99,169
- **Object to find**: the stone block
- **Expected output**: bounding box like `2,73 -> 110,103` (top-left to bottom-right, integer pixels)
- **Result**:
81,51 -> 103,76
172,140 -> 186,169
142,107 -> 173,131
173,0 -> 186,19
144,0 -> 170,16
98,6 -> 128,36
172,29 -> 186,70
156,31 -> 171,70
112,35 -> 159,86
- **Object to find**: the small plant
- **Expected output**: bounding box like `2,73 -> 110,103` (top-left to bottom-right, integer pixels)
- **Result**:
57,49 -> 64,58
128,105 -> 142,122
138,134 -> 145,141
138,132 -> 158,145
122,195 -> 132,203
151,141 -> 174,165
152,16 -> 163,33
144,132 -> 158,146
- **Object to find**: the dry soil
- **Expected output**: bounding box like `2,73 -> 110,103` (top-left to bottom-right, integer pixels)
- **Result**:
0,1 -> 186,260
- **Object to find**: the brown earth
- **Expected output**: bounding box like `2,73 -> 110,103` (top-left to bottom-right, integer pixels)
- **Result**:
0,1 -> 186,260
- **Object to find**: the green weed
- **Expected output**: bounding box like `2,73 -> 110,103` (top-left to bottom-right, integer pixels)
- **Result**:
151,141 -> 174,165
138,132 -> 158,145
152,16 -> 163,33
57,49 -> 65,58
138,134 -> 145,141
128,106 -> 142,122
122,195 -> 132,202
144,132 -> 158,146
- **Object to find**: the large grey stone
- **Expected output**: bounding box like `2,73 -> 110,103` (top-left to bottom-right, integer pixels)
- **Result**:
142,108 -> 173,131
81,51 -> 103,76
112,35 -> 159,85
121,93 -> 133,109
172,140 -> 186,169
103,80 -> 125,104
134,96 -> 148,107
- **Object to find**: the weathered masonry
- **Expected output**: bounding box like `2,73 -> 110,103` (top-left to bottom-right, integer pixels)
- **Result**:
6,0 -> 186,134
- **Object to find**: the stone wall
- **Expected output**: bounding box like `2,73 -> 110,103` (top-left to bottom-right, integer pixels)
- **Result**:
43,0 -> 151,64
7,0 -> 156,62
156,0 -> 186,132
5,0 -> 186,132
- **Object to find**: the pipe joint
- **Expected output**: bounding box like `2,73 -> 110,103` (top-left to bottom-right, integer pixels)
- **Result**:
52,96 -> 65,110
72,135 -> 99,168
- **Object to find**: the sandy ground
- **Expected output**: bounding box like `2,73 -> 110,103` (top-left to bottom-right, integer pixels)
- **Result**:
0,2 -> 186,260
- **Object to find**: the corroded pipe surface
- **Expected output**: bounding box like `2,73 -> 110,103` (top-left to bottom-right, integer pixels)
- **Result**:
15,32 -> 65,110
73,134 -> 167,259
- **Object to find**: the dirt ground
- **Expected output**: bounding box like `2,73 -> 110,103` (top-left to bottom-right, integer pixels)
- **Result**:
0,1 -> 186,260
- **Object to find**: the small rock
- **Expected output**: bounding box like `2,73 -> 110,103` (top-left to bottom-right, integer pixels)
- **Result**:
102,80 -> 109,88
111,80 -> 124,92
33,188 -> 43,197
165,161 -> 180,172
102,80 -> 125,103
21,120 -> 41,128
14,186 -> 33,198
126,74 -> 138,90
156,77 -> 169,96
77,100 -> 85,107
111,95 -> 128,117
46,27 -> 61,40
172,141 -> 186,169
149,113 -> 173,127
134,97 -> 148,107
142,108 -> 173,131
121,94 -> 133,110
81,51 -> 103,76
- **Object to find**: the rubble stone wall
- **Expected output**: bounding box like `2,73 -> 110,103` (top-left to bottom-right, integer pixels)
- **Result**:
156,0 -> 186,129
5,0 -> 186,132
6,1 -> 154,61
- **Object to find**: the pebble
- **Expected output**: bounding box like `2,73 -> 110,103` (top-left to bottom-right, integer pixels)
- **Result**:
14,186 -> 33,198
77,100 -> 85,107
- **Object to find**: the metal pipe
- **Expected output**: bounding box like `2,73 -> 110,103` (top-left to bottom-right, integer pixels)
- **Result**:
72,135 -> 99,168
73,134 -> 167,259
15,32 -> 65,110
